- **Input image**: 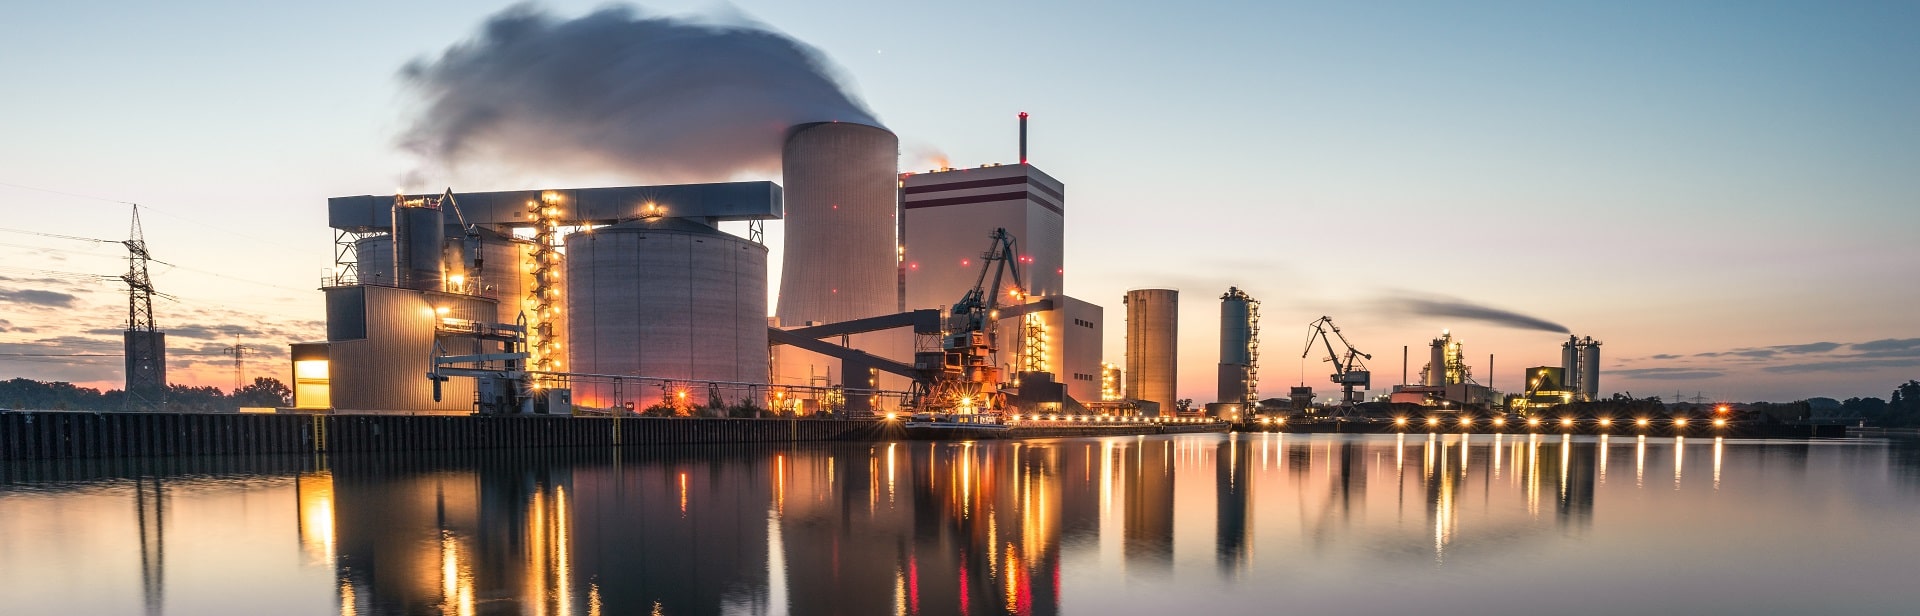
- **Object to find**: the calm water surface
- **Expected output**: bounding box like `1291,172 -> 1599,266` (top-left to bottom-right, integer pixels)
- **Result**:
3,433 -> 1919,615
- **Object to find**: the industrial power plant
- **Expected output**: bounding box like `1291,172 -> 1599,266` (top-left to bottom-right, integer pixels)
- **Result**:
283,114 -> 1605,421
290,117 -> 1125,418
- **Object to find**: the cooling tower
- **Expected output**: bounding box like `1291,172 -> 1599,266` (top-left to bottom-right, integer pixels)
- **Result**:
1217,287 -> 1258,406
776,122 -> 900,326
1126,289 -> 1179,415
565,218 -> 769,410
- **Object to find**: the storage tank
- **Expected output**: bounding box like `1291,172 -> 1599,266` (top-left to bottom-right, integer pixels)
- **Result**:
391,201 -> 444,292
564,218 -> 768,410
775,122 -> 899,326
1217,287 -> 1257,405
444,227 -> 537,325
1561,336 -> 1580,395
353,234 -> 395,286
1126,289 -> 1179,415
1579,338 -> 1602,401
1427,336 -> 1448,386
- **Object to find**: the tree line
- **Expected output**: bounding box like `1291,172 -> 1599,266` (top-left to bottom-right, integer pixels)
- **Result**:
0,377 -> 292,413
1836,380 -> 1920,427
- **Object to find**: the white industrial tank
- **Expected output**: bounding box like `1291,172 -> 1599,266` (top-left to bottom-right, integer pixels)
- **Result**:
564,218 -> 769,409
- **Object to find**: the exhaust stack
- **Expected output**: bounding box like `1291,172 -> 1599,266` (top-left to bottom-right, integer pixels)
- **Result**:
1019,112 -> 1029,164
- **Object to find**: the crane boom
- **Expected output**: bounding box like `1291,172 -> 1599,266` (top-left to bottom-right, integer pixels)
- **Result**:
1302,316 -> 1372,406
921,228 -> 1025,414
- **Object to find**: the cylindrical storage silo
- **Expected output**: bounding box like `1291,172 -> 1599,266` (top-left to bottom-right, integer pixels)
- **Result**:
1580,340 -> 1601,401
442,227 -> 537,325
776,122 -> 899,326
1561,336 -> 1580,395
391,202 -> 445,292
1126,289 -> 1179,415
1217,287 -> 1256,405
1427,338 -> 1448,386
353,234 -> 395,286
565,218 -> 769,411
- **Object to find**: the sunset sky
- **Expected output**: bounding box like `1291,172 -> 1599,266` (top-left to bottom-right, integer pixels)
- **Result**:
0,0 -> 1914,402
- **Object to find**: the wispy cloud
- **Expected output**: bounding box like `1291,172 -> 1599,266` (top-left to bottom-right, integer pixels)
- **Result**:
1763,358 -> 1920,374
1613,367 -> 1726,380
0,288 -> 79,308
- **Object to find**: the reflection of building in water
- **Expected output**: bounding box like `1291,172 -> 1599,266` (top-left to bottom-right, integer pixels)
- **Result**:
887,442 -> 1069,616
134,477 -> 165,616
1125,438 -> 1175,571
1556,437 -> 1596,530
329,453 -> 777,616
1215,434 -> 1252,575
295,471 -> 336,567
570,453 -> 774,616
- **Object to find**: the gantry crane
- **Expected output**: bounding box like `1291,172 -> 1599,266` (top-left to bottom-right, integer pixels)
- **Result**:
1303,316 -> 1371,407
920,228 -> 1025,414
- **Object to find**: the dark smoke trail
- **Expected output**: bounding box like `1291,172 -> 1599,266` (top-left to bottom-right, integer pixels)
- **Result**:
398,4 -> 880,182
1381,295 -> 1571,334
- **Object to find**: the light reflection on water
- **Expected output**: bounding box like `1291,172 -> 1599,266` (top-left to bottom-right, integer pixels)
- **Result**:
2,434 -> 1919,615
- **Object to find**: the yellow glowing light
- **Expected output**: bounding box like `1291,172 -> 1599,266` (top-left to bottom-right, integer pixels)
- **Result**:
1637,418 -> 1650,426
435,306 -> 450,316
1492,418 -> 1505,427
1599,418 -> 1612,427
1427,417 -> 1440,426
1459,417 -> 1472,426
1528,418 -> 1542,426
1276,416 -> 1286,425
1675,418 -> 1689,427
885,413 -> 897,420
1561,418 -> 1574,427
1713,418 -> 1727,427
1395,417 -> 1408,426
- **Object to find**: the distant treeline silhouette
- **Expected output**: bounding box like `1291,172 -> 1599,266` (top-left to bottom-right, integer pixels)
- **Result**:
0,377 -> 290,412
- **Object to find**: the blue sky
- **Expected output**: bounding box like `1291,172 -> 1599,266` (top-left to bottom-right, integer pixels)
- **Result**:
0,0 -> 1915,402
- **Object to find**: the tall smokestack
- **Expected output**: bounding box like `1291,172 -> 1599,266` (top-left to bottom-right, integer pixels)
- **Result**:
1019,112 -> 1028,164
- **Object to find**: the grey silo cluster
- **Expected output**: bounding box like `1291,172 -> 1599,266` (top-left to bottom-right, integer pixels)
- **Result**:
1562,336 -> 1603,401
1217,287 -> 1258,407
564,218 -> 769,410
1126,289 -> 1179,415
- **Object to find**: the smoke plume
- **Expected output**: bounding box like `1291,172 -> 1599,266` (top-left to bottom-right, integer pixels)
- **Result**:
398,4 -> 880,182
1379,294 -> 1571,334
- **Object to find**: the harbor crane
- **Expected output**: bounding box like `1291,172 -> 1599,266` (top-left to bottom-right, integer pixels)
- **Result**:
1303,316 -> 1372,407
921,228 -> 1025,414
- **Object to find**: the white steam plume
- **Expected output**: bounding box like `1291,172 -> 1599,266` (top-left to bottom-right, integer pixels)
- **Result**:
398,3 -> 881,183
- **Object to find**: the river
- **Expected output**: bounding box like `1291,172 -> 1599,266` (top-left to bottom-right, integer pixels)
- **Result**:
3,433 -> 1917,615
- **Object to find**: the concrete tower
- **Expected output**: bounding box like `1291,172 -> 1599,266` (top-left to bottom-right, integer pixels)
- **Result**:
1126,289 -> 1179,415
776,122 -> 900,326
